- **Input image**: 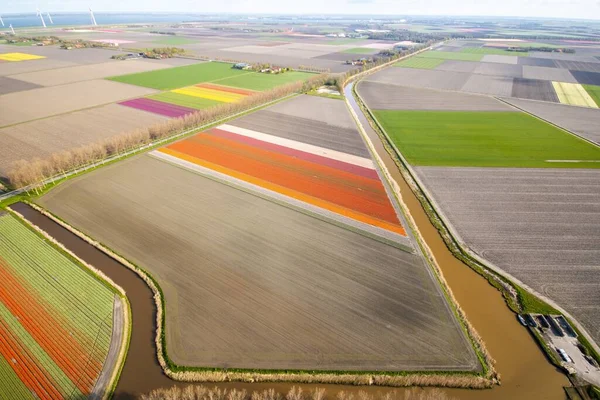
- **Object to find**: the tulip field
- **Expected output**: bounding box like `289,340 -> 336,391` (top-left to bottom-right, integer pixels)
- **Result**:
114,61 -> 313,117
0,214 -> 116,399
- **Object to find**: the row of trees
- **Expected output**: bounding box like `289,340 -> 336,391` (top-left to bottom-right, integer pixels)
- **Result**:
6,74 -> 330,190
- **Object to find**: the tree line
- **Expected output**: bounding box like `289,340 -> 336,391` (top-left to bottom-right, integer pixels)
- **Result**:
5,75 -> 329,191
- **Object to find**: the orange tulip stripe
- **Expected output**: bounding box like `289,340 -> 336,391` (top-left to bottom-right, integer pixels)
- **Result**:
159,126 -> 407,236
0,214 -> 116,399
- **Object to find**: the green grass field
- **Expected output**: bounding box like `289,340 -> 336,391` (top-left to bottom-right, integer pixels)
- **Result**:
152,36 -> 197,45
418,51 -> 483,62
148,91 -> 223,109
108,62 -> 249,90
461,47 -> 529,56
217,70 -> 314,91
5,41 -> 36,47
342,47 -> 376,54
374,110 -> 600,168
583,84 -> 600,107
395,57 -> 445,69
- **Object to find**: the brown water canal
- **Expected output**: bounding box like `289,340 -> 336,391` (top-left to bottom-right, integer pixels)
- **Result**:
9,82 -> 569,400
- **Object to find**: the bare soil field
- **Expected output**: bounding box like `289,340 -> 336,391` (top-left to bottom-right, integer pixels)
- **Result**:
0,79 -> 158,127
481,55 -> 519,64
414,166 -> 600,346
232,110 -> 369,157
39,155 -> 479,372
522,66 -> 577,83
0,103 -> 167,177
0,58 -> 77,76
261,95 -> 357,129
571,70 -> 600,86
0,76 -> 41,95
358,81 -> 512,111
461,74 -> 514,96
435,60 -> 479,73
504,97 -> 600,144
511,78 -> 559,102
517,58 -> 557,68
365,68 -> 470,92
10,60 -> 179,87
473,63 -> 523,78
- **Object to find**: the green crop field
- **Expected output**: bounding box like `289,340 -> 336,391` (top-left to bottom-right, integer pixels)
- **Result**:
342,47 -> 376,54
583,84 -> 600,107
152,36 -> 197,45
0,214 -> 116,398
395,57 -> 445,69
418,51 -> 483,61
148,91 -> 223,109
374,110 -> 600,168
108,62 -> 249,90
217,70 -> 314,91
461,47 -> 529,56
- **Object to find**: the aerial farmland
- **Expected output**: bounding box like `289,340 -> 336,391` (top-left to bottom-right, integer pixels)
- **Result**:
357,37 -> 600,354
38,94 -> 480,372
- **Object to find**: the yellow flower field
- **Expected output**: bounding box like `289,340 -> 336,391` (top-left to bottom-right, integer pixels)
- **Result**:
552,81 -> 598,108
0,52 -> 46,62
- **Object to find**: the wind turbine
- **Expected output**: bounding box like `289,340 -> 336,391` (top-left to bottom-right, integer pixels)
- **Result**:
89,7 -> 97,26
47,12 -> 54,24
0,15 -> 4,27
36,8 -> 47,28
10,24 -> 15,34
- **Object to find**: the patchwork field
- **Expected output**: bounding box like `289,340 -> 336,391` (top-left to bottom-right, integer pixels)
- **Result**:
372,110 -> 600,168
108,62 -> 248,90
113,62 -> 313,117
0,104 -> 167,177
381,41 -> 600,104
9,60 -> 180,87
0,80 -> 158,127
413,167 -> 600,346
155,95 -> 406,237
0,213 -> 118,398
39,155 -> 478,371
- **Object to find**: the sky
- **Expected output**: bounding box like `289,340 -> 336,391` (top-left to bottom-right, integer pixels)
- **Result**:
2,0 -> 600,20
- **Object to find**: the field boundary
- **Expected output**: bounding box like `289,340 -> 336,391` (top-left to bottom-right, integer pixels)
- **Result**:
5,206 -> 131,400
496,97 -> 600,150
23,200 -> 496,389
352,79 -> 600,365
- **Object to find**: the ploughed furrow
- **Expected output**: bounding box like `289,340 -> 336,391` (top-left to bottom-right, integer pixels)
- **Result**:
0,261 -> 100,393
